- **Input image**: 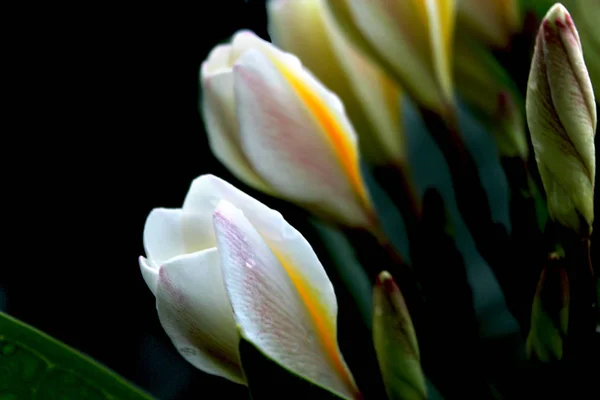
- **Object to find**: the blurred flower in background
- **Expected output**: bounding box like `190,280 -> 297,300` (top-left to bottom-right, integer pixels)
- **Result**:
267,0 -> 405,167
324,0 -> 456,113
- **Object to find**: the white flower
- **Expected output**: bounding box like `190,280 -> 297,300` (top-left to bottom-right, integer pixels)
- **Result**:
139,174 -> 359,399
201,30 -> 374,229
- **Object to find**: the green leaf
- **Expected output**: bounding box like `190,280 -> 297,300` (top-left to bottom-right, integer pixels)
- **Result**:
239,336 -> 345,400
0,312 -> 153,400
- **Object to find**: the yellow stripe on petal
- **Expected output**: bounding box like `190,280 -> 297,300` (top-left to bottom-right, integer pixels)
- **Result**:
270,247 -> 358,395
428,0 -> 455,102
270,57 -> 373,214
438,0 -> 456,67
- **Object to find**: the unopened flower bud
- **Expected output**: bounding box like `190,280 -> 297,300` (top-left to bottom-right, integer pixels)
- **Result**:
200,30 -> 375,229
373,271 -> 426,400
525,3 -> 597,236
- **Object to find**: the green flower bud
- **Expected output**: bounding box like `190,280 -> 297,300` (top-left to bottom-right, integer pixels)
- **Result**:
373,271 -> 426,400
526,3 -> 597,236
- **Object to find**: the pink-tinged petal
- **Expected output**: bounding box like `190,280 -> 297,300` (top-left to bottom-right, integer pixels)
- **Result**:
155,249 -> 244,384
267,0 -> 405,165
183,175 -> 343,306
201,47 -> 273,193
139,256 -> 159,295
232,47 -> 372,228
213,200 -> 359,399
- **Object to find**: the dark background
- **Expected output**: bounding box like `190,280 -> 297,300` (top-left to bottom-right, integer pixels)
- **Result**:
3,1 -> 275,398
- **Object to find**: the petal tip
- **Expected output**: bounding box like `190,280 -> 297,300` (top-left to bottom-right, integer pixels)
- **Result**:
376,270 -> 394,288
546,3 -> 568,21
189,174 -> 220,192
213,199 -> 240,223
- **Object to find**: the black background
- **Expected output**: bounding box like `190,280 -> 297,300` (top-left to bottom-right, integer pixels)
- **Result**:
3,1 -> 275,398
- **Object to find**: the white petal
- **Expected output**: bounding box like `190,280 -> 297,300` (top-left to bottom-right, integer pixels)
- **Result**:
232,48 -> 371,227
143,208 -> 216,264
155,249 -> 244,384
139,256 -> 159,296
230,30 -> 274,62
183,174 -> 276,226
201,65 -> 273,193
183,174 -> 303,242
203,44 -> 233,74
143,208 -> 186,265
213,200 -> 358,399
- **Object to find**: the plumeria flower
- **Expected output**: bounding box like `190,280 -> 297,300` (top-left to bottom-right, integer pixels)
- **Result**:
139,174 -> 360,399
325,0 -> 456,113
267,0 -> 405,167
201,30 -> 375,229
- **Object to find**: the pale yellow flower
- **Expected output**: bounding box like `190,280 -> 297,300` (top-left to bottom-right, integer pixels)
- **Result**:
325,0 -> 456,113
268,0 -> 405,166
